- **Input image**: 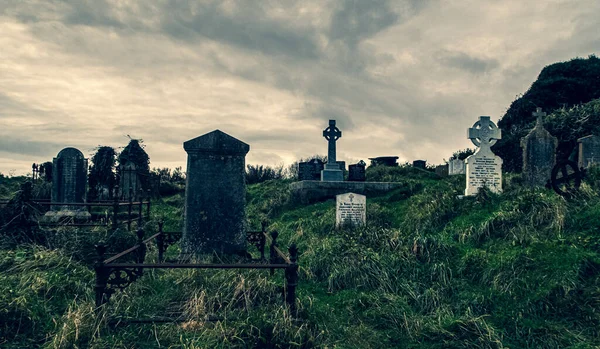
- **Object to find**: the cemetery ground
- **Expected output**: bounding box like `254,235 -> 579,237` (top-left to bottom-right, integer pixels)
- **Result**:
1,165 -> 600,348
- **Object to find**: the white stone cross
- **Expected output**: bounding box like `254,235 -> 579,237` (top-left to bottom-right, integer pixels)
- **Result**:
468,116 -> 502,148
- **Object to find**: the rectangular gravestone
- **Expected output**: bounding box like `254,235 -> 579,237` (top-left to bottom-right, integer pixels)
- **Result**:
348,161 -> 366,182
435,164 -> 449,177
578,135 -> 600,169
412,160 -> 426,169
336,192 -> 366,227
298,159 -> 324,181
448,159 -> 465,175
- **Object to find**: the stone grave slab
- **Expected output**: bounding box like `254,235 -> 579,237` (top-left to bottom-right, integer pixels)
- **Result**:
336,192 -> 366,227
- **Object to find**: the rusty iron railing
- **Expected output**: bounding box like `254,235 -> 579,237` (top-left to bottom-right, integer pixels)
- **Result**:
94,222 -> 299,321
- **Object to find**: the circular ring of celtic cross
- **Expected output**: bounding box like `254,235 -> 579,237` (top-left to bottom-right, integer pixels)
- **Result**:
550,160 -> 582,198
469,119 -> 499,147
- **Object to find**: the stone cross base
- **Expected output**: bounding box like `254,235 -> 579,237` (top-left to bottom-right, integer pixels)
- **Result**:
321,168 -> 344,182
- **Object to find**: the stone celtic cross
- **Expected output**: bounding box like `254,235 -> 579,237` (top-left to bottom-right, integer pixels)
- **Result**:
323,120 -> 342,164
468,116 -> 501,149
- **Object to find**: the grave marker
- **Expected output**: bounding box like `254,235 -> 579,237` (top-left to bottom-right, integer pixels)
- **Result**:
348,160 -> 366,182
465,116 -> 503,196
578,135 -> 600,169
321,120 -> 344,181
182,130 -> 249,255
336,192 -> 366,227
448,158 -> 465,175
521,108 -> 557,187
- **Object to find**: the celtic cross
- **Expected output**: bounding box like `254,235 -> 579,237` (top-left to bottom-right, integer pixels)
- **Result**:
532,107 -> 547,126
468,116 -> 502,149
323,120 -> 342,164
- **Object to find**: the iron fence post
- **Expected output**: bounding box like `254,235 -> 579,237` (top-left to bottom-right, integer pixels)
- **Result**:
270,230 -> 279,276
157,221 -> 165,263
112,186 -> 119,231
94,244 -> 109,309
285,244 -> 299,315
128,188 -> 133,231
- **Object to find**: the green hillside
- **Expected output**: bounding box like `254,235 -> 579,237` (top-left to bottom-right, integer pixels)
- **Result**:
1,166 -> 600,348
494,55 -> 600,172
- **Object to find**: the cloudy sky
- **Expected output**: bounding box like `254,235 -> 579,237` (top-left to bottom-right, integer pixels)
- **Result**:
1,0 -> 599,175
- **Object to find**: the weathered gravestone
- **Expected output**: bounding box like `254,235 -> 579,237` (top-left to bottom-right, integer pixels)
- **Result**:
348,160 -> 366,182
413,160 -> 427,169
182,130 -> 250,255
119,161 -> 141,200
321,120 -> 344,181
45,147 -> 90,220
577,134 -> 600,169
448,158 -> 466,175
298,159 -> 324,181
521,108 -> 557,187
435,164 -> 449,177
336,192 -> 366,227
465,116 -> 503,196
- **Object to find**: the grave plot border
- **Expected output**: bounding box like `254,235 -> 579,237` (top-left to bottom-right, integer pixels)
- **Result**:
94,222 -> 299,323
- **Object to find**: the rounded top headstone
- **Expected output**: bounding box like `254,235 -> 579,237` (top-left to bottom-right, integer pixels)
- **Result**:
57,147 -> 84,159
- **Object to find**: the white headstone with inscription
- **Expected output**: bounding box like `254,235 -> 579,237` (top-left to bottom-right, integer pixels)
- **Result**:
336,192 -> 366,227
465,116 -> 503,196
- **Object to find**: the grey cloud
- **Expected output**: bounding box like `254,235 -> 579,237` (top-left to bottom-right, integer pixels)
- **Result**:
0,136 -> 64,158
328,0 -> 399,46
438,51 -> 499,74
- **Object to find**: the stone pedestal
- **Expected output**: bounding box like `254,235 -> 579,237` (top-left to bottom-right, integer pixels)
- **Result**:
321,163 -> 344,181
182,130 -> 249,256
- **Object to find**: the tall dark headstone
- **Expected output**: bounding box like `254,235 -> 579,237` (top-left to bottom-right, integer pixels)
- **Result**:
578,134 -> 600,169
348,160 -> 366,182
521,108 -> 557,187
321,120 -> 344,181
182,130 -> 250,255
51,147 -> 88,210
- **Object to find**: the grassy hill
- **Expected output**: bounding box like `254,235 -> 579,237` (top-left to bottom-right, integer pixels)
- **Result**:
1,166 -> 600,348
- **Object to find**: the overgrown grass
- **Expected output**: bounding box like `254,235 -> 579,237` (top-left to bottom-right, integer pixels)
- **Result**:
1,167 -> 600,348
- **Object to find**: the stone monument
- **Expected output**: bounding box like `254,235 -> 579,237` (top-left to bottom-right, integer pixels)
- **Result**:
369,156 -> 399,167
413,160 -> 427,169
182,130 -> 250,255
321,120 -> 344,182
448,159 -> 466,175
577,134 -> 600,169
348,160 -> 366,182
45,147 -> 90,221
435,164 -> 449,177
521,108 -> 557,187
119,161 -> 141,200
298,159 -> 324,181
336,192 -> 366,228
465,116 -> 503,196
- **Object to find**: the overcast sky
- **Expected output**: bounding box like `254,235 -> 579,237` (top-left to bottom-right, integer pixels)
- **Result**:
1,0 -> 599,175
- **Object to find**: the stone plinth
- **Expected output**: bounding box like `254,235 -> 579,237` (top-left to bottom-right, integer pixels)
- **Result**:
290,181 -> 405,204
321,163 -> 344,181
182,130 -> 249,255
336,192 -> 366,227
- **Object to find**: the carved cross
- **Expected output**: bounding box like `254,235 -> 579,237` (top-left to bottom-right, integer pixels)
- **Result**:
468,116 -> 502,148
323,120 -> 342,164
349,194 -> 354,202
532,107 -> 547,125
